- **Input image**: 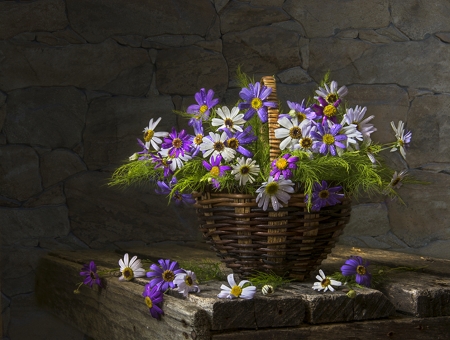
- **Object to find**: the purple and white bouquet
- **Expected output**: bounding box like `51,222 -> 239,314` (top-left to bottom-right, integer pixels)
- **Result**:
111,75 -> 412,212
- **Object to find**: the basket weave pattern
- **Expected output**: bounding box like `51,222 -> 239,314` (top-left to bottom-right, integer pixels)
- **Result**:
194,76 -> 352,280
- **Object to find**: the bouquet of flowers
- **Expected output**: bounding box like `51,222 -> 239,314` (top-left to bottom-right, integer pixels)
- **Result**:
110,72 -> 412,212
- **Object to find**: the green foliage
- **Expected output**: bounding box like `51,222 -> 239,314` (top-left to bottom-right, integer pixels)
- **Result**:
247,270 -> 295,289
178,259 -> 227,282
109,160 -> 162,188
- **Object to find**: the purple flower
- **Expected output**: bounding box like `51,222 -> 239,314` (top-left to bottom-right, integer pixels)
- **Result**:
224,126 -> 257,158
161,128 -> 192,158
147,259 -> 185,291
186,88 -> 219,126
270,154 -> 299,180
312,97 -> 341,124
142,283 -> 164,319
80,261 -> 102,288
155,177 -> 195,206
279,100 -> 317,122
151,152 -> 173,177
311,122 -> 347,156
238,82 -> 277,123
307,180 -> 344,211
203,155 -> 231,178
190,123 -> 205,157
341,256 -> 372,287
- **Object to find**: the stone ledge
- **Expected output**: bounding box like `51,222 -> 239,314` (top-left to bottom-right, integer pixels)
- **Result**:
35,243 -> 450,340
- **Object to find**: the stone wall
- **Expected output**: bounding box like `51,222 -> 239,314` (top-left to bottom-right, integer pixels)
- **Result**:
1,0 -> 449,338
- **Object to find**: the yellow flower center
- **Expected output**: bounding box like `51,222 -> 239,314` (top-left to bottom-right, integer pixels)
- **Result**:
162,270 -> 175,282
265,182 -> 279,195
289,126 -> 302,139
319,190 -> 329,199
326,93 -> 338,103
391,178 -> 401,187
145,296 -> 153,309
398,139 -> 404,146
323,134 -> 335,145
251,97 -> 263,110
321,278 -> 331,288
356,265 -> 366,275
122,267 -> 134,281
300,137 -> 313,149
240,165 -> 250,175
210,166 -> 220,177
296,112 -> 306,121
227,138 -> 239,150
144,129 -> 154,142
224,118 -> 234,128
352,121 -> 361,131
276,158 -> 288,170
199,104 -> 208,113
213,141 -> 225,152
230,285 -> 242,297
185,276 -> 193,286
172,138 -> 182,148
194,134 -> 203,145
323,105 -> 337,117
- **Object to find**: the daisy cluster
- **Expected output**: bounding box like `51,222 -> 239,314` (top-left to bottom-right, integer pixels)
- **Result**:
77,254 -> 257,320
116,77 -> 412,212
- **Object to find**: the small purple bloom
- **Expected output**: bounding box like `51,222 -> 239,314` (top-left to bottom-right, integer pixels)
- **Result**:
151,152 -> 173,177
238,82 -> 277,123
190,123 -> 204,157
311,122 -> 347,156
155,177 -> 195,206
203,154 -> 231,177
186,88 -> 219,125
142,283 -> 164,319
147,259 -> 185,292
161,128 -> 192,158
224,126 -> 257,158
307,180 -> 344,211
312,97 -> 341,124
80,261 -> 102,288
279,100 -> 317,121
341,256 -> 372,287
270,154 -> 299,180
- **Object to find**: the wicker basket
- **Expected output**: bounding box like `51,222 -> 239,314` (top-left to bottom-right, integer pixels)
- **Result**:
193,76 -> 352,281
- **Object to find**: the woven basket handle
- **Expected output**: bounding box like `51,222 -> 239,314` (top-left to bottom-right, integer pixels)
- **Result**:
261,76 -> 281,162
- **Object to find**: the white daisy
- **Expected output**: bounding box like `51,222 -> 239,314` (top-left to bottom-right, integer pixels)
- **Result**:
217,273 -> 256,300
159,148 -> 192,171
315,80 -> 348,104
211,106 -> 246,133
199,131 -> 236,162
231,157 -> 260,186
384,169 -> 408,194
275,117 -> 307,150
312,269 -> 342,292
255,175 -> 295,211
390,120 -> 412,160
293,120 -> 315,154
337,124 -> 363,154
143,117 -> 169,151
118,253 -> 146,281
173,270 -> 200,297
342,106 -> 376,142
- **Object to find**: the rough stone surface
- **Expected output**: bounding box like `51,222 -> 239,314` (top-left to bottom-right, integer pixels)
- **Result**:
1,206 -> 70,247
23,184 -> 66,208
0,0 -> 68,40
0,40 -> 152,96
65,171 -> 201,249
83,95 -> 175,169
66,0 -> 217,43
156,46 -> 228,96
343,203 -> 390,237
283,0 -> 390,38
223,26 -> 302,81
219,1 -> 290,34
4,87 -> 87,149
277,67 -> 312,84
388,170 -> 450,249
376,24 -> 410,42
40,149 -> 87,188
309,37 -> 450,93
0,145 -> 42,201
391,1 -> 450,40
407,94 -> 450,168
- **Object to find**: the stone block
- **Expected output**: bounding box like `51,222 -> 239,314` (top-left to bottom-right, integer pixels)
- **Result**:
83,95 -> 175,169
0,145 -> 41,201
391,1 -> 450,40
23,184 -> 66,208
407,94 -> 450,168
376,24 -> 410,42
66,0 -> 216,43
0,40 -> 152,96
223,26 -> 301,82
343,203 -> 390,237
219,1 -> 289,34
4,87 -> 87,149
0,0 -> 68,40
277,67 -> 312,84
283,0 -> 390,38
40,149 -> 87,188
358,30 -> 393,44
156,46 -> 228,96
379,272 -> 450,317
